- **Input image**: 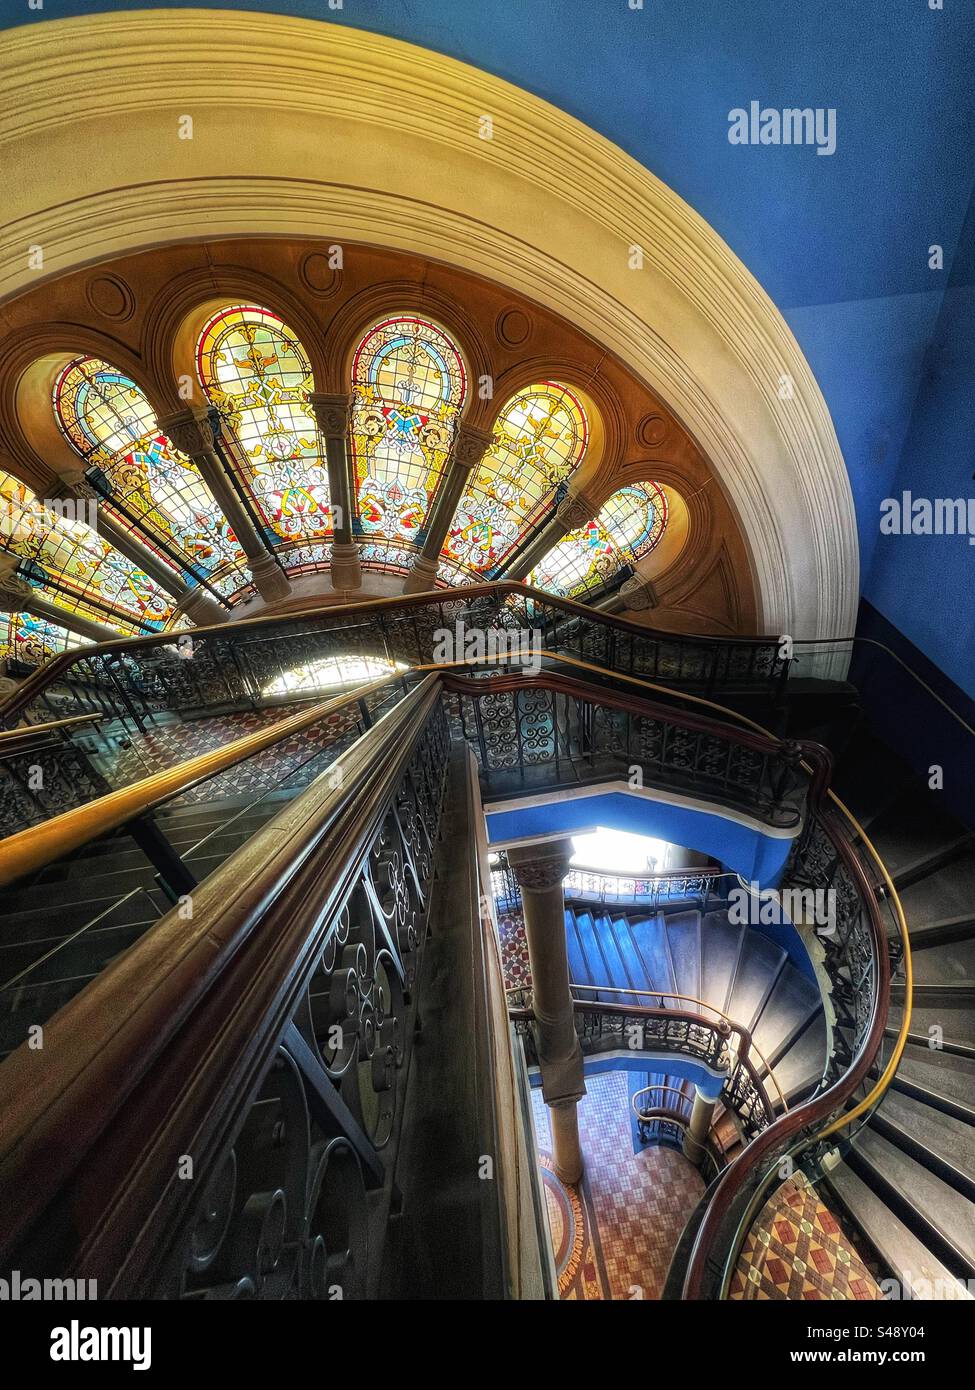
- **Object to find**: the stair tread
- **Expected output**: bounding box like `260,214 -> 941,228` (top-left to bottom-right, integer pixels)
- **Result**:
853,1128 -> 975,1274
874,1089 -> 975,1194
828,1163 -> 972,1298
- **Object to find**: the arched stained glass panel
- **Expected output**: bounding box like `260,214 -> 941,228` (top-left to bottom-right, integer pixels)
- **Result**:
444,382 -> 588,575
350,316 -> 466,550
197,305 -> 331,553
527,481 -> 668,598
0,472 -> 174,632
53,357 -> 248,598
0,612 -> 86,667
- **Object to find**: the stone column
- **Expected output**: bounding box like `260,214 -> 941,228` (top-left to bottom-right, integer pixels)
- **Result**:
682,1085 -> 719,1167
159,407 -> 292,604
0,559 -> 115,643
504,489 -> 598,582
308,392 -> 361,591
508,839 -> 585,1184
403,424 -> 494,593
51,473 -> 227,627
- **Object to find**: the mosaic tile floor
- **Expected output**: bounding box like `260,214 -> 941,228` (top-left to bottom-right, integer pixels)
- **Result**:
531,1070 -> 704,1300
103,707 -> 360,805
728,1171 -> 882,1300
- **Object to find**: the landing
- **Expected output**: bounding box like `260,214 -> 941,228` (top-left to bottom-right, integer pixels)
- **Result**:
530,1071 -> 704,1299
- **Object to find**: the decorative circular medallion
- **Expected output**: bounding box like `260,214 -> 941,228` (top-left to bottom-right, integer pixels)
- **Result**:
84,273 -> 135,322
637,412 -> 669,449
299,251 -> 341,297
496,307 -> 531,347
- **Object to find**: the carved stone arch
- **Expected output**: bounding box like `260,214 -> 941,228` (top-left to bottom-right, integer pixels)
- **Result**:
0,12 -> 859,647
325,280 -> 493,421
146,267 -> 332,407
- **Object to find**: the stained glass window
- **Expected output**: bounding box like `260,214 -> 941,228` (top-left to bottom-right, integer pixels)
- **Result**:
444,382 -> 588,575
0,612 -> 86,667
0,472 -> 175,632
350,316 -> 466,549
527,481 -> 668,598
197,305 -> 332,555
54,357 -> 248,598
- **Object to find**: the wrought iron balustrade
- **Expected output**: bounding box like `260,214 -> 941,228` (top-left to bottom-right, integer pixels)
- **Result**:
444,671 -> 820,828
510,991 -> 775,1143
0,582 -> 789,734
0,679 -> 466,1298
677,794 -> 901,1299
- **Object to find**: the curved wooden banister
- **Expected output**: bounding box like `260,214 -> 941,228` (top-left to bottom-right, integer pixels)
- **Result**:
680,798 -> 893,1298
0,675 -> 444,1288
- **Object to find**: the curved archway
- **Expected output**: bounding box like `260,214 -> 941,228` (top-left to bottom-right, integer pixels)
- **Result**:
0,11 -> 858,642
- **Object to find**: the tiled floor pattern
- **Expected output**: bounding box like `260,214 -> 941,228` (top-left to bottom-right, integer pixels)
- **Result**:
728,1172 -> 882,1300
103,708 -> 361,805
531,1070 -> 704,1299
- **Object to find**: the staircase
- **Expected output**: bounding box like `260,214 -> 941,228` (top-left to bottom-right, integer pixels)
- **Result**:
823,732 -> 975,1297
0,787 -> 304,1059
564,903 -> 828,1117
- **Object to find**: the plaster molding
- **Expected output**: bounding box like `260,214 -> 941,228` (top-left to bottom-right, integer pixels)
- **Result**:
0,10 -> 858,645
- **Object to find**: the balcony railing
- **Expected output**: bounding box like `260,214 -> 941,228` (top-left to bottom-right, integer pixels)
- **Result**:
0,645 -> 905,1299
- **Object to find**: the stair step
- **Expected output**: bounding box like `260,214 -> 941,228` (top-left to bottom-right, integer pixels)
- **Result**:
888,1001 -> 975,1051
893,835 -> 975,893
665,910 -> 701,1004
628,913 -> 677,1002
872,1089 -> 975,1203
909,915 -> 975,951
727,933 -> 786,1033
826,1163 -> 973,1298
911,938 -> 975,989
893,1044 -> 975,1126
850,1128 -> 975,1279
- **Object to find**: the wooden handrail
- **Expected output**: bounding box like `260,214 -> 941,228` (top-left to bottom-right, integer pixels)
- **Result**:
680,799 -> 893,1298
0,671 -> 402,887
0,654 -> 821,888
0,712 -> 105,743
0,675 -> 444,1286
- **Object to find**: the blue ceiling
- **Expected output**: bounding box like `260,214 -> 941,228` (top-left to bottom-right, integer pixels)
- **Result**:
4,1 -> 974,691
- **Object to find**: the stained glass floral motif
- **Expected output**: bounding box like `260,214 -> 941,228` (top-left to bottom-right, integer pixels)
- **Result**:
445,383 -> 588,575
53,357 -> 248,597
0,612 -> 86,667
350,316 -> 466,547
527,482 -> 668,598
196,305 -> 332,552
0,472 -> 174,632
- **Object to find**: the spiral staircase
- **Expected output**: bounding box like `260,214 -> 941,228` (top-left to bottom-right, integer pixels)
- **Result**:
0,582 -> 968,1300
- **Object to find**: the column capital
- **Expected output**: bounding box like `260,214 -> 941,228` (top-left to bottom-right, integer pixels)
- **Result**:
452,423 -> 494,473
158,405 -> 217,460
0,572 -> 32,609
619,573 -> 658,611
308,391 -> 353,437
508,840 -> 574,893
555,488 -> 597,533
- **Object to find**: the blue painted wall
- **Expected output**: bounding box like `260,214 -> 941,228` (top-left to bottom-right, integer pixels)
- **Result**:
485,789 -> 794,885
4,1 -> 974,693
